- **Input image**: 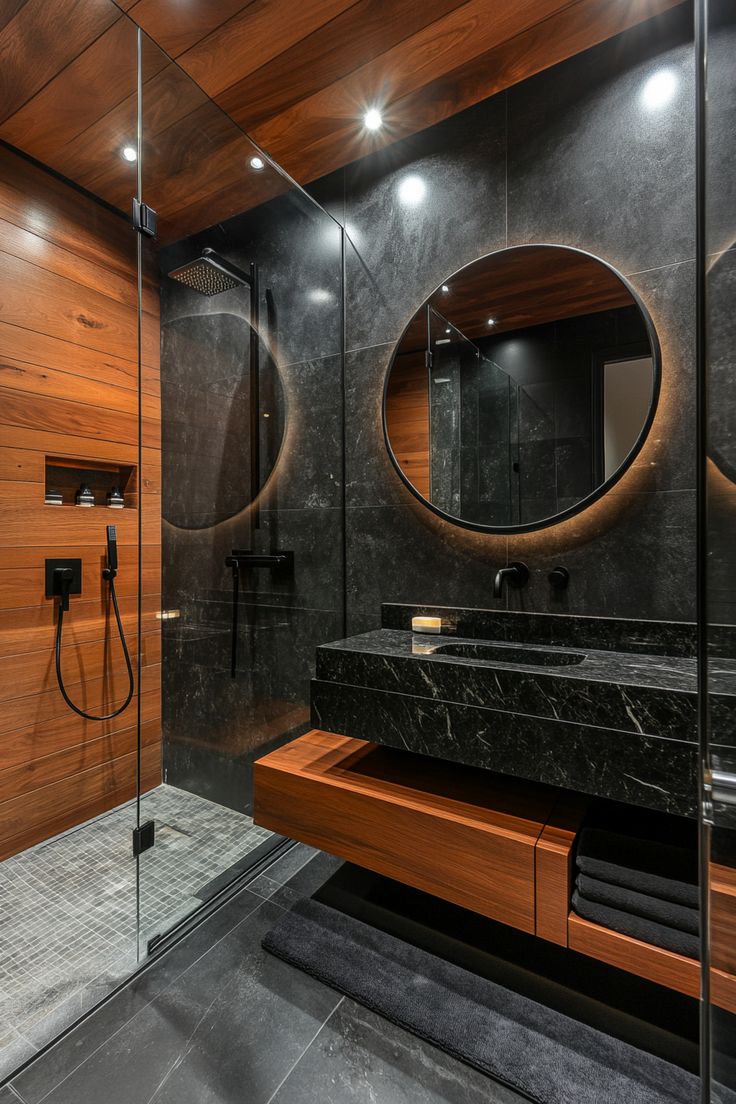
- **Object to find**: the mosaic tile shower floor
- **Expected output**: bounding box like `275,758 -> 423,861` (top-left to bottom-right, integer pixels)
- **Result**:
0,785 -> 273,1081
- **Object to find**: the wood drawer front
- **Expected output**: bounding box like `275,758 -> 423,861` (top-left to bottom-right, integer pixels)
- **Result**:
254,731 -> 555,934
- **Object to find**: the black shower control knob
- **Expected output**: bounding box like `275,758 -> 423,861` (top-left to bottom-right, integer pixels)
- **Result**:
548,567 -> 570,590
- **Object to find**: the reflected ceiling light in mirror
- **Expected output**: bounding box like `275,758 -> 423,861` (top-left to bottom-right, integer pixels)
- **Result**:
121,145 -> 137,162
363,107 -> 383,131
398,174 -> 426,205
641,68 -> 677,110
250,155 -> 266,171
441,285 -> 450,293
487,317 -> 497,326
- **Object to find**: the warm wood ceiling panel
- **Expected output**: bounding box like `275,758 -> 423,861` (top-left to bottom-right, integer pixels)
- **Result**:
0,0 -> 118,123
215,0 -> 470,132
0,18 -> 143,161
0,0 -> 686,243
125,0 -> 254,58
177,0 -> 359,98
246,0 -> 684,182
398,247 -> 635,350
432,247 -> 635,339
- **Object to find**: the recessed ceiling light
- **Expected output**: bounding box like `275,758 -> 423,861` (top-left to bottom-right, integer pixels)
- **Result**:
121,145 -> 137,163
250,156 -> 265,171
398,174 -> 426,205
487,317 -> 497,326
363,107 -> 383,131
441,285 -> 450,293
445,327 -> 451,334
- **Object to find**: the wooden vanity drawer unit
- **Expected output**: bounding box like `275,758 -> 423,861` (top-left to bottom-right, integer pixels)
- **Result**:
254,729 -> 561,933
254,731 -> 736,1011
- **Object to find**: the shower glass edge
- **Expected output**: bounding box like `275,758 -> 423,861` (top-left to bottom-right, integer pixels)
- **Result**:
136,27 -> 345,957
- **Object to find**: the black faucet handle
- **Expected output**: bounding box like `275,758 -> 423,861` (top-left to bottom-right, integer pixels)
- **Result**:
493,561 -> 529,598
508,561 -> 529,587
548,566 -> 570,590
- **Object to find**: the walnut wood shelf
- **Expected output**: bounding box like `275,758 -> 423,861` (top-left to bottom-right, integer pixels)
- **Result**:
254,730 -> 736,1012
254,729 -> 560,933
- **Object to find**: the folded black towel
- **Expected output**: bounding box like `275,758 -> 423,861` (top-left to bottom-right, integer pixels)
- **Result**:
576,827 -> 698,909
576,873 -> 699,935
572,891 -> 700,960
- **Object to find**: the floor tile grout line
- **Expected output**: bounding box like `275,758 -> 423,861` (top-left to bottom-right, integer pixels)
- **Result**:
23,889 -> 290,1104
142,953 -> 256,1104
5,811 -> 276,1097
7,1083 -> 27,1102
263,997 -> 345,1104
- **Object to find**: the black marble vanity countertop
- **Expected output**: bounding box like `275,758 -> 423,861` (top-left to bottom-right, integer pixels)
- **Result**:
320,628 -> 701,694
311,626 -> 736,817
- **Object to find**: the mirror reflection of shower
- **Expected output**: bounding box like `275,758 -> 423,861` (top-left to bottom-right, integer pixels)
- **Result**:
166,247 -> 269,526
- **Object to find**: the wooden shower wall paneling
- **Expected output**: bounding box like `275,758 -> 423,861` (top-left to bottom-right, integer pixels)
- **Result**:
0,144 -> 162,858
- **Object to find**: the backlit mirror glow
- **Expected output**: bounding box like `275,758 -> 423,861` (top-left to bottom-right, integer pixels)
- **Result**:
384,245 -> 660,533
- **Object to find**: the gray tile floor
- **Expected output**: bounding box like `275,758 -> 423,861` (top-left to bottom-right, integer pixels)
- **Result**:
0,786 -> 273,1083
5,845 -> 522,1104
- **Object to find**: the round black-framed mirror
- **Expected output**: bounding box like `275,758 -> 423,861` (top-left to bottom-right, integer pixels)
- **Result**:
383,244 -> 661,535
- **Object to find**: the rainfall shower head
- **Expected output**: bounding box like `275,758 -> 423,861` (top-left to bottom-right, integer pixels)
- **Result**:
167,248 -> 251,296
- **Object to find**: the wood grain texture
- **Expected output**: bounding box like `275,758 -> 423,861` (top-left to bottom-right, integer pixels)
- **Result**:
0,145 -> 161,857
424,246 -> 635,339
568,912 -> 700,998
711,861 -> 736,976
0,0 -> 685,240
385,353 -> 430,499
254,730 -> 558,933
535,794 -> 589,946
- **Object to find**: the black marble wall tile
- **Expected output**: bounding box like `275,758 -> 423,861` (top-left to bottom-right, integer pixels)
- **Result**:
506,490 -> 696,621
311,680 -> 697,817
164,606 -> 343,812
506,8 -> 694,275
343,94 -> 506,352
161,188 -> 343,368
320,5 -> 699,635
345,342 -> 413,508
345,503 -> 508,635
160,183 -> 345,810
625,261 -> 696,493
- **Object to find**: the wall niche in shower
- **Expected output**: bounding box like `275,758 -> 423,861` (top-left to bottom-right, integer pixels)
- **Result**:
44,457 -> 137,509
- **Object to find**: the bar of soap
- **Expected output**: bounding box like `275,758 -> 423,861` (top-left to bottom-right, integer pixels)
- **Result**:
412,616 -> 442,634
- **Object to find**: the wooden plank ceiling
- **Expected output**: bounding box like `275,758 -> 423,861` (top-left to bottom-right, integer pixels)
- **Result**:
399,246 -> 635,350
0,0 -> 684,242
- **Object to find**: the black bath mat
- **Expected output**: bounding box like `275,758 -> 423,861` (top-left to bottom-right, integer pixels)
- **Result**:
262,897 -> 699,1104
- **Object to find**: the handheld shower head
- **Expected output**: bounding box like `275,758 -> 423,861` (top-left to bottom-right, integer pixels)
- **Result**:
167,248 -> 251,296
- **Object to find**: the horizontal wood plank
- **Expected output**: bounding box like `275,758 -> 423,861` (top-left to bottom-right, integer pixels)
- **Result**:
255,730 -> 557,933
0,687 -> 161,774
568,912 -> 700,998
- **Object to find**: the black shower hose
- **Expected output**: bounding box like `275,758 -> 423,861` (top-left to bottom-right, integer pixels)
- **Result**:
55,573 -> 135,721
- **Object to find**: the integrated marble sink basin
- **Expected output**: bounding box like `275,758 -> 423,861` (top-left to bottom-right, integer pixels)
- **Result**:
433,642 -> 586,666
309,605 -> 729,818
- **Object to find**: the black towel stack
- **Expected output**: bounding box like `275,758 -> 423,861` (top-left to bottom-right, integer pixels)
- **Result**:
572,807 -> 700,960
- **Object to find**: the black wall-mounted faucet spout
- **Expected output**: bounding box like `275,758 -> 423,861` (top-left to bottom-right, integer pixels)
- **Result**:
493,561 -> 529,599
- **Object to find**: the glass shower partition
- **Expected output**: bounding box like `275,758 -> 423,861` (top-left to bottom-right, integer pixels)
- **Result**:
136,35 -> 345,952
0,4 -> 146,1073
699,0 -> 736,1100
428,309 -> 513,527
